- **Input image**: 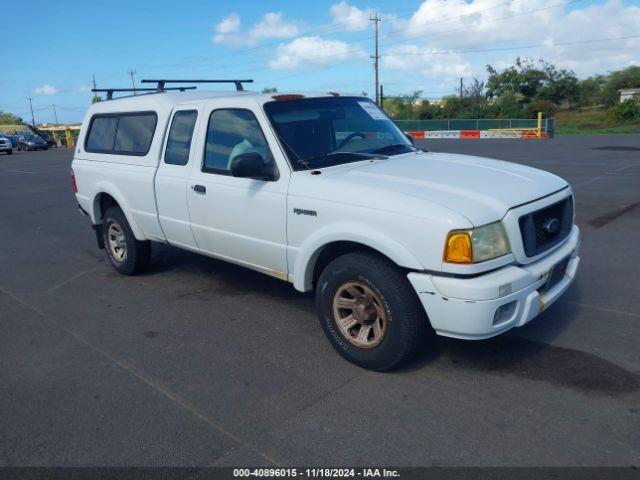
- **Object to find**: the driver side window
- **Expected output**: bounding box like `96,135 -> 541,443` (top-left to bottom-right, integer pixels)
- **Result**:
203,109 -> 274,175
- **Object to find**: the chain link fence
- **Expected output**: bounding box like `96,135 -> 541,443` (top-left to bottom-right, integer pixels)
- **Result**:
394,118 -> 552,132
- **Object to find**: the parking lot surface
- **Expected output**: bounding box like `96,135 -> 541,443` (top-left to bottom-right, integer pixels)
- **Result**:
1,136 -> 639,466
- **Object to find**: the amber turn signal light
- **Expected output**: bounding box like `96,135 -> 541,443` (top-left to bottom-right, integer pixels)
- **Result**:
444,231 -> 473,264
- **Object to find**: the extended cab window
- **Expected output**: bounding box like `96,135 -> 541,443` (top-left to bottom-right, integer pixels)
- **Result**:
203,109 -> 274,174
85,112 -> 157,155
165,110 -> 198,166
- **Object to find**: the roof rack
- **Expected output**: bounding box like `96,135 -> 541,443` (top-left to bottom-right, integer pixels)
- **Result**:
141,79 -> 253,92
91,87 -> 196,100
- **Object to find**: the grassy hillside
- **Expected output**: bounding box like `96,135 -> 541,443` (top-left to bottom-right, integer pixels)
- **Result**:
0,124 -> 26,133
555,109 -> 640,135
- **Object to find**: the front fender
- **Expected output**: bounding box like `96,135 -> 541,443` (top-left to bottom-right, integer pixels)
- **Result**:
292,222 -> 424,292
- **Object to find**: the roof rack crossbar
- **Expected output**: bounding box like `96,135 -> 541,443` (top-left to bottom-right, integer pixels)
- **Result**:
141,79 -> 253,92
91,87 -> 197,100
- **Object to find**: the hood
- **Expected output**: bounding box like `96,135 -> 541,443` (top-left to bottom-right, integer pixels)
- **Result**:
323,151 -> 568,226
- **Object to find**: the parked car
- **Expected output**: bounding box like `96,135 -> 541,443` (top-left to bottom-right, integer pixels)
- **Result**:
27,126 -> 57,147
4,134 -> 19,148
37,130 -> 57,147
0,135 -> 12,154
71,87 -> 580,371
17,134 -> 49,151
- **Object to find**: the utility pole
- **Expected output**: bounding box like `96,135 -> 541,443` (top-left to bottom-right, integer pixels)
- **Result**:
459,78 -> 464,99
52,104 -> 59,127
27,97 -> 35,127
91,74 -> 100,103
128,69 -> 137,95
379,84 -> 384,110
370,13 -> 381,105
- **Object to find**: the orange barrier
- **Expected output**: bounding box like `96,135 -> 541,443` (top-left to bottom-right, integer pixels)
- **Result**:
460,130 -> 481,139
406,130 -> 425,138
405,130 -> 548,139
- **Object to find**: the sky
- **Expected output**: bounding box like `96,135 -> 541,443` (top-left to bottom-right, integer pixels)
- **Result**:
2,0 -> 639,124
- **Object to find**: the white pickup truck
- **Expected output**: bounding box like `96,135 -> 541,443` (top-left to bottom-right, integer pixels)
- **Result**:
72,83 -> 580,371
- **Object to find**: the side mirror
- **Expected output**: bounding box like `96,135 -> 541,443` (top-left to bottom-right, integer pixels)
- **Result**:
404,132 -> 415,145
230,152 -> 273,180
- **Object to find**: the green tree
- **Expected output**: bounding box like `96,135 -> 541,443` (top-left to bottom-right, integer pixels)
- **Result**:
600,66 -> 640,107
0,111 -> 24,125
486,58 -> 578,110
383,90 -> 422,119
607,99 -> 640,121
261,87 -> 278,94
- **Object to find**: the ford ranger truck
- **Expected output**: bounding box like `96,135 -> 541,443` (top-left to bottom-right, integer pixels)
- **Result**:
71,87 -> 580,371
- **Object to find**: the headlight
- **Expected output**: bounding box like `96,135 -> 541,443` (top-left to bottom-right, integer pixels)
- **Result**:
444,221 -> 511,264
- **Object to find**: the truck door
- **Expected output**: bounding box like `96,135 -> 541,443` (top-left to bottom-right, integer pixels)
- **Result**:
155,107 -> 200,250
186,102 -> 288,279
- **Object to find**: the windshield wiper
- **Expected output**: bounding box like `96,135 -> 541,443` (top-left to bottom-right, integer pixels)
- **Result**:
301,151 -> 387,167
370,143 -> 417,155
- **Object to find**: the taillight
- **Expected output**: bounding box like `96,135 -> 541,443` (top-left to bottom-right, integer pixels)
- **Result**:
70,168 -> 78,193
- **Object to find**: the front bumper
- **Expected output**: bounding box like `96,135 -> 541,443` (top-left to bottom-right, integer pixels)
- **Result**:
408,225 -> 580,340
0,143 -> 11,151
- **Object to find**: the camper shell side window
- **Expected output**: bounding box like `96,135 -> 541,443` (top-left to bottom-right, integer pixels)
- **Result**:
85,111 -> 158,156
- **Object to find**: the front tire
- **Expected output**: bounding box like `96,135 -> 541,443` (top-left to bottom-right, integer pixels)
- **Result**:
102,206 -> 151,275
7,149 -> 12,155
315,251 -> 427,371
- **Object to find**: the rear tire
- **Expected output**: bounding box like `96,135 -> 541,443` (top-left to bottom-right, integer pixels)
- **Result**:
315,251 -> 427,371
102,206 -> 151,275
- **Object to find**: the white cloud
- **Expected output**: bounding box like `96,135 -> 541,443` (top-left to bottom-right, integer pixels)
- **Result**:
213,12 -> 299,45
329,1 -> 372,31
379,0 -> 640,85
269,36 -> 367,70
33,85 -> 58,95
72,85 -> 91,93
382,45 -> 473,83
208,0 -> 639,89
217,13 -> 240,34
251,13 -> 299,40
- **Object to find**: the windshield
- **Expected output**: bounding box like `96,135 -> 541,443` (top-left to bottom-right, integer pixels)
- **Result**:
263,96 -> 416,170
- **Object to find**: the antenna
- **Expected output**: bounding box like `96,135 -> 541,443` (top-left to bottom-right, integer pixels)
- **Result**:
141,79 -> 253,92
91,87 -> 196,100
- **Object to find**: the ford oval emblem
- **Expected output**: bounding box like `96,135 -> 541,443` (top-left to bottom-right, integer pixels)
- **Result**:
543,217 -> 560,234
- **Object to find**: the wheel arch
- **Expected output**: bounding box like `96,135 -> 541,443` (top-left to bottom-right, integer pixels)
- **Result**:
292,227 -> 424,292
91,185 -> 146,240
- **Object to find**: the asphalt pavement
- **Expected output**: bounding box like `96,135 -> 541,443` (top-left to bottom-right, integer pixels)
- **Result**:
1,135 -> 639,467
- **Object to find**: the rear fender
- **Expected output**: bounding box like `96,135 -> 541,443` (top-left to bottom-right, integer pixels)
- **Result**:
91,182 -> 146,241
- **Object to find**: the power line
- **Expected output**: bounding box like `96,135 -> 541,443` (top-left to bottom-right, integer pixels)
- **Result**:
114,0 -> 523,80
258,32 -> 636,87
168,0 -> 585,82
111,5 -> 424,76
88,0 -> 583,93
382,34 -> 640,57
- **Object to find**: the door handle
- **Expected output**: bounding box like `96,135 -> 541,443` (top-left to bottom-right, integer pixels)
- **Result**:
192,184 -> 206,194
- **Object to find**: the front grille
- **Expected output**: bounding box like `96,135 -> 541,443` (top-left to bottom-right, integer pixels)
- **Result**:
519,196 -> 573,257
